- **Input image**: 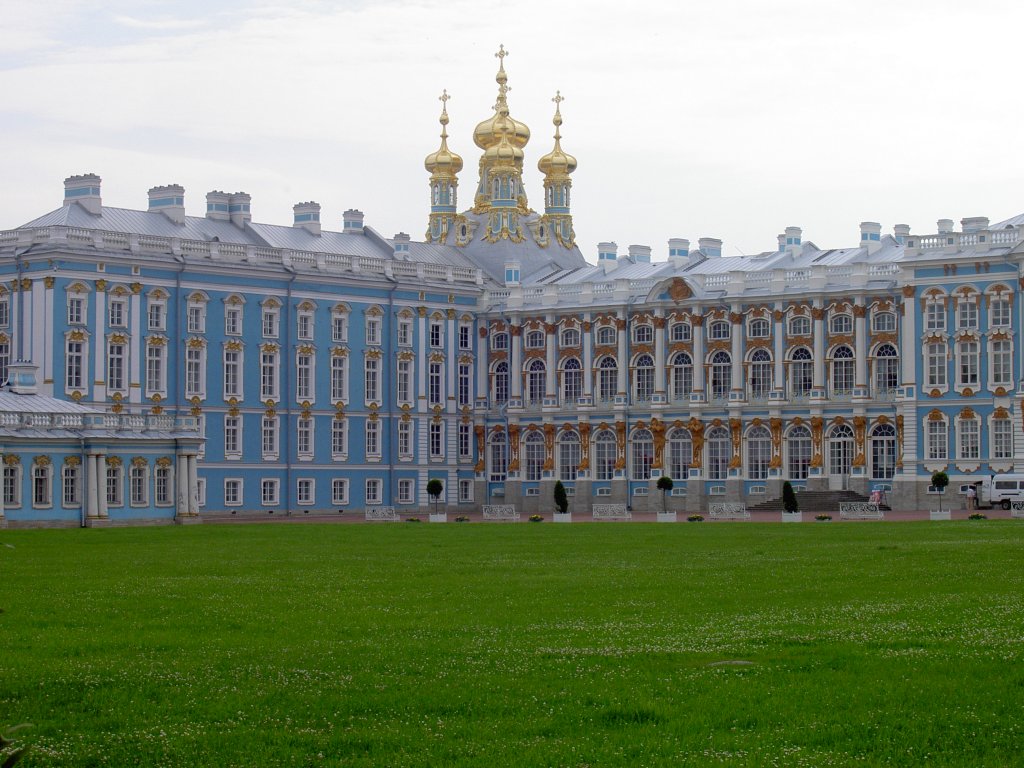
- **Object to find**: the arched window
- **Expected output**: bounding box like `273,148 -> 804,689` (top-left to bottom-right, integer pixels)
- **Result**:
492,362 -> 509,404
562,358 -> 582,403
870,423 -> 896,479
874,344 -> 899,396
787,426 -> 812,480
670,322 -> 691,342
789,316 -> 811,336
668,428 -> 692,480
594,429 -> 617,481
523,431 -> 545,481
489,431 -> 507,482
827,424 -> 854,477
526,360 -> 546,404
749,349 -> 772,399
526,330 -> 545,349
633,324 -> 653,344
790,347 -> 813,397
596,356 -> 617,402
747,425 -> 771,480
670,352 -> 692,401
709,321 -> 730,340
631,429 -> 654,480
710,351 -> 731,400
872,312 -> 896,333
748,318 -> 770,338
558,431 -> 580,481
830,314 -> 852,335
491,332 -> 509,351
706,426 -> 730,480
561,328 -> 580,348
634,354 -> 655,402
596,326 -> 615,345
830,345 -> 854,396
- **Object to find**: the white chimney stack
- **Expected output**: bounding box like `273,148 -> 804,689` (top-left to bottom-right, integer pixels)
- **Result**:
598,241 -> 618,273
206,191 -> 230,221
627,244 -> 652,263
698,237 -> 722,258
893,224 -> 910,244
961,216 -> 989,233
293,202 -> 322,235
393,232 -> 411,259
668,238 -> 690,268
343,209 -> 364,233
936,219 -> 955,234
229,192 -> 251,228
148,184 -> 186,224
859,221 -> 882,254
64,173 -> 102,215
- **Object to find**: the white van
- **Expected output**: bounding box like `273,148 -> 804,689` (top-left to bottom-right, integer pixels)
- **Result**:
983,474 -> 1024,509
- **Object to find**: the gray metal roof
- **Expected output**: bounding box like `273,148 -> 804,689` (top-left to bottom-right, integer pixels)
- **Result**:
0,392 -> 100,414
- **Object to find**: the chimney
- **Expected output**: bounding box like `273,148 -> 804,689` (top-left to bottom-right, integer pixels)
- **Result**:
393,232 -> 411,259
668,238 -> 690,268
229,192 -> 251,228
777,234 -> 786,252
206,191 -> 230,221
343,209 -> 364,233
961,216 -> 989,233
936,218 -> 955,234
628,244 -> 652,264
893,224 -> 910,244
63,173 -> 102,215
598,241 -> 618,273
6,361 -> 38,395
698,237 -> 722,258
859,221 -> 882,253
148,184 -> 186,224
785,226 -> 802,257
293,201 -> 322,235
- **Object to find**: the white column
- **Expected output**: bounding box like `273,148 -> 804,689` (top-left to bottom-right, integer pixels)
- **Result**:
654,310 -> 666,398
693,315 -> 705,397
96,455 -> 108,519
855,303 -> 868,389
31,280 -> 45,374
94,287 -> 107,402
773,306 -> 784,394
730,305 -> 743,396
616,309 -> 628,396
417,309 -> 427,413
188,455 -> 199,515
10,283 -> 19,363
582,315 -> 593,399
510,319 -> 523,399
545,314 -> 557,399
177,454 -> 189,517
900,291 -> 916,386
813,303 -> 825,391
43,279 -> 54,394
86,453 -> 99,519
446,311 -> 457,413
130,289 -> 142,403
476,322 -> 488,405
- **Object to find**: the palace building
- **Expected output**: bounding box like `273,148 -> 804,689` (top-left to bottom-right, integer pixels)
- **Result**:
1,47 -> 1022,525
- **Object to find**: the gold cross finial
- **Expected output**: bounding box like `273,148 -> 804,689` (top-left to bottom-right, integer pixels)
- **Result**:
439,89 -> 450,109
495,44 -> 508,64
552,90 -> 564,107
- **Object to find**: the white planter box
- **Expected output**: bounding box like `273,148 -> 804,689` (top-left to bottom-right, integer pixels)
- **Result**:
656,512 -> 677,523
553,513 -> 572,523
929,510 -> 951,521
781,511 -> 803,523
429,513 -> 447,523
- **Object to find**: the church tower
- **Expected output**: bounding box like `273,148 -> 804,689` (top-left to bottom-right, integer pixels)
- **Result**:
424,90 -> 463,244
471,45 -> 531,243
537,91 -> 577,248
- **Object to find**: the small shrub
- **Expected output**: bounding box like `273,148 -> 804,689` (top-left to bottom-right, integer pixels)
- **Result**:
405,517 -> 422,523
687,514 -> 704,522
553,481 -> 568,515
529,514 -> 544,523
454,515 -> 470,523
782,481 -> 799,514
815,514 -> 832,521
968,512 -> 987,520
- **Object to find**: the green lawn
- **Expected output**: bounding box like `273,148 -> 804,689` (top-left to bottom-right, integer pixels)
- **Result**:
1,522 -> 1023,767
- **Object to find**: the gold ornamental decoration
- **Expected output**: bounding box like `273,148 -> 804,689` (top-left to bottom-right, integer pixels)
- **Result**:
542,423 -> 556,471
668,278 -> 692,303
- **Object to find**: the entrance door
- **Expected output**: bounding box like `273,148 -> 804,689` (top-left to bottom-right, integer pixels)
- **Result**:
828,426 -> 853,490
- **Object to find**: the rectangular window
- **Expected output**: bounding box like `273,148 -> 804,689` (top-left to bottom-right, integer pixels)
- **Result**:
992,341 -> 1013,387
108,299 -> 127,328
225,306 -> 242,336
332,314 -> 347,342
926,419 -> 947,461
957,301 -> 978,330
459,479 -> 473,503
397,319 -> 412,347
332,479 -> 349,505
33,465 -> 51,507
2,466 -> 19,507
398,479 -> 414,504
991,298 -> 1011,328
224,479 -> 242,506
223,349 -> 242,398
62,464 -> 80,506
398,420 -> 413,459
297,478 -> 315,506
397,360 -> 412,404
297,418 -> 313,457
261,479 -> 279,506
459,423 -> 472,460
185,346 -> 203,397
106,465 -> 123,506
146,344 -> 165,394
926,342 -> 947,388
331,357 -> 347,401
366,420 -> 380,458
296,353 -> 313,400
67,296 -> 85,325
155,465 -> 172,505
148,301 -> 165,331
0,342 -> 9,387
332,419 -> 348,457
958,341 -> 979,387
429,362 -> 443,406
0,295 -> 9,328
993,419 -> 1013,460
959,419 -> 980,460
262,416 -> 279,457
224,416 -> 241,456
261,351 -> 279,400
107,343 -> 125,391
187,305 -> 205,333
430,322 -> 443,348
458,364 -> 471,406
66,340 -> 84,390
262,308 -> 279,338
365,359 -> 380,402
459,324 -> 471,350
366,317 -> 381,345
365,479 -> 382,505
925,303 -> 945,331
430,422 -> 444,458
130,464 -> 148,506
196,479 -> 206,508
297,313 -> 313,340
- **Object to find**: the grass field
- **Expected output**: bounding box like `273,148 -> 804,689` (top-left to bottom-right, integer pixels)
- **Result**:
1,522 -> 1023,767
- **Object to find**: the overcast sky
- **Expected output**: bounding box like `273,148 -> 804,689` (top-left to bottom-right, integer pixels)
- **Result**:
3,0 -> 1023,260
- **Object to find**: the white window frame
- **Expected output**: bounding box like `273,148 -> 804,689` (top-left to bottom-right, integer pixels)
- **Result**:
332,478 -> 349,506
261,478 -> 279,506
224,479 -> 244,507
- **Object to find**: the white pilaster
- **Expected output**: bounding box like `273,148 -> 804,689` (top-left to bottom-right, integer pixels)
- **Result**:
654,309 -> 666,399
855,303 -> 868,389
545,314 -> 557,398
616,309 -> 628,396
130,289 -> 142,403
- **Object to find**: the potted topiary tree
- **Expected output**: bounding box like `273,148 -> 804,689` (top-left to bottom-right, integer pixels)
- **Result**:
656,476 -> 676,522
930,470 -> 950,521
781,480 -> 801,523
553,480 -> 571,523
426,478 -> 446,523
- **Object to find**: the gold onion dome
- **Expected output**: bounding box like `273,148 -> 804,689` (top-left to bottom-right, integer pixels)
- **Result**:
538,91 -> 577,176
473,45 -> 530,151
424,90 -> 463,175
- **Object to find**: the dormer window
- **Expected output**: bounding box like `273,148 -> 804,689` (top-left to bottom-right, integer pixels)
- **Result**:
748,318 -> 770,338
709,321 -> 730,341
633,324 -> 653,344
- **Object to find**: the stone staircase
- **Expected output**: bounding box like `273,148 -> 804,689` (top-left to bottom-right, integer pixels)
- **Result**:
747,489 -> 890,514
